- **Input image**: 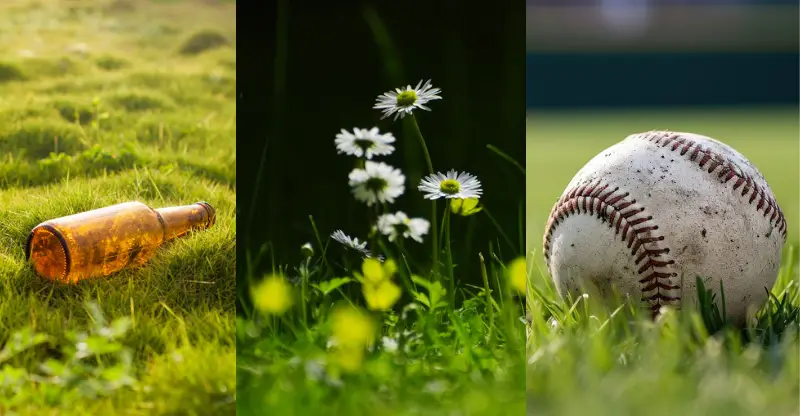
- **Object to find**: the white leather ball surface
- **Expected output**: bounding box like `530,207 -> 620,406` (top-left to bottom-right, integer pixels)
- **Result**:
543,131 -> 786,325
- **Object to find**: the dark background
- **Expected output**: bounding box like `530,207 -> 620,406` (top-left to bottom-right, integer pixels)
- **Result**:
527,52 -> 798,108
240,1 -> 526,309
525,0 -> 799,108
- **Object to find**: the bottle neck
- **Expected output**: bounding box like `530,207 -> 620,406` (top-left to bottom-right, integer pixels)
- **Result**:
154,201 -> 216,241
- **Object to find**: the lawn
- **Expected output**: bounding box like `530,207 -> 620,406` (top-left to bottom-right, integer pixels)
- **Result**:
0,0 -> 236,414
526,107 -> 800,254
525,107 -> 800,416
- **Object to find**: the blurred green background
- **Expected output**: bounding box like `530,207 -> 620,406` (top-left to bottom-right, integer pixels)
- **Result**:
525,1 -> 800,266
245,1 -> 525,309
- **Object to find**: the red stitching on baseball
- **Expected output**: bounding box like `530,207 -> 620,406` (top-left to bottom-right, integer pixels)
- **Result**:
543,180 -> 680,316
637,131 -> 787,239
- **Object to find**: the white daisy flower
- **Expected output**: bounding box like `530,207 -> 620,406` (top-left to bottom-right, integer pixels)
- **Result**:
331,230 -> 370,255
334,127 -> 395,159
348,161 -> 405,206
373,79 -> 442,121
376,211 -> 430,243
418,170 -> 483,200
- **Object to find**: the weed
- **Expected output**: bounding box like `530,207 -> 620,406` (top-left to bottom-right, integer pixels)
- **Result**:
94,55 -> 130,71
178,29 -> 230,56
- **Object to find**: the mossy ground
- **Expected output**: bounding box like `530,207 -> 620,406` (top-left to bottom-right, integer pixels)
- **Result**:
0,0 -> 235,414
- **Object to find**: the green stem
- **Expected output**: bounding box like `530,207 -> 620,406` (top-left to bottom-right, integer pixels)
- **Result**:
486,144 -> 525,177
300,259 -> 309,330
479,253 -> 494,342
444,202 -> 454,305
308,216 -> 332,276
438,202 -> 448,250
430,201 -> 438,277
371,203 -> 381,256
380,238 -> 415,294
407,114 -> 438,276
482,206 -> 518,256
408,114 -> 434,174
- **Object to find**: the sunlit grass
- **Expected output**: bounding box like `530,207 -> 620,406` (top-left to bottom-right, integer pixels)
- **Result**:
0,0 -> 235,413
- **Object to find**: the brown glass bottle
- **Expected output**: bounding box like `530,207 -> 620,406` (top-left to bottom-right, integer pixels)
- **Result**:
25,201 -> 215,283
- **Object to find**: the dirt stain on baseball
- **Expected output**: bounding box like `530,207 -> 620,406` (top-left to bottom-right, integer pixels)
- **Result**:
675,187 -> 700,200
678,243 -> 706,266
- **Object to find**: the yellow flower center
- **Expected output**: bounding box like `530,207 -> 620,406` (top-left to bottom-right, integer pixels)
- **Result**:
396,90 -> 418,106
440,179 -> 460,195
354,138 -> 375,151
365,177 -> 388,192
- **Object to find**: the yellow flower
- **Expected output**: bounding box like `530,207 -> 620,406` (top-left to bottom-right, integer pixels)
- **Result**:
450,198 -> 482,216
331,305 -> 375,348
332,345 -> 366,372
362,257 -> 397,284
359,257 -> 402,311
363,279 -> 402,311
508,257 -> 527,295
251,274 -> 293,315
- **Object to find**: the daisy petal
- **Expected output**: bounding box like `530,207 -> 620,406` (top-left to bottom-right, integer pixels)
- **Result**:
418,170 -> 482,200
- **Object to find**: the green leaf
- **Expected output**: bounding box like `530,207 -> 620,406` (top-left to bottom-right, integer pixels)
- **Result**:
0,328 -> 50,365
39,359 -> 70,379
410,275 -> 448,310
413,292 -> 431,308
312,277 -> 354,296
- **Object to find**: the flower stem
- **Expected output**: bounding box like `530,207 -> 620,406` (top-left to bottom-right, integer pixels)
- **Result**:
406,114 -> 438,276
408,115 -> 434,174
444,201 -> 454,305
369,204 -> 381,257
430,201 -> 438,277
392,238 -> 415,292
479,253 -> 494,341
300,258 -> 310,330
482,206 -> 518,256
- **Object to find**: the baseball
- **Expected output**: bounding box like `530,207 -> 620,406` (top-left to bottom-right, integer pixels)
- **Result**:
543,131 -> 786,325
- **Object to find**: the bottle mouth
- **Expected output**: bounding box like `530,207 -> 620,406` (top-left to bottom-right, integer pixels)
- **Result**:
25,224 -> 71,282
195,201 -> 216,228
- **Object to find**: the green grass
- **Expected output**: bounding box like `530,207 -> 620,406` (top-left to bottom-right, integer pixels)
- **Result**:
525,258 -> 799,416
237,245 -> 527,415
0,0 -> 235,414
526,108 -> 800,415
